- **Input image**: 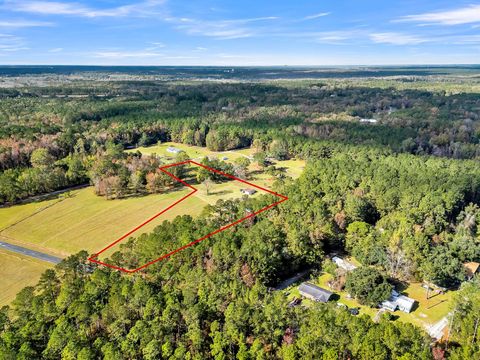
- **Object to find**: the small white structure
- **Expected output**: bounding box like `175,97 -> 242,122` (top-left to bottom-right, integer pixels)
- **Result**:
241,188 -> 257,195
166,146 -> 182,154
359,118 -> 378,124
381,290 -> 415,313
332,256 -> 357,272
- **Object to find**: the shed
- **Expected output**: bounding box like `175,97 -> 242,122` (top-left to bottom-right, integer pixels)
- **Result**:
298,282 -> 333,303
241,188 -> 257,195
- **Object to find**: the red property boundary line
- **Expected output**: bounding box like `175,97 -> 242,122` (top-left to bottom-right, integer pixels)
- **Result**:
88,160 -> 288,273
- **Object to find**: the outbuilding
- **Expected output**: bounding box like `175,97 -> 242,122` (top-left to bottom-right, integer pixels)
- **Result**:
241,188 -> 257,195
298,282 -> 333,303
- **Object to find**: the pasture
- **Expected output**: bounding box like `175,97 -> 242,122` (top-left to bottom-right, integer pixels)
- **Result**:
0,249 -> 52,306
0,186 -> 205,257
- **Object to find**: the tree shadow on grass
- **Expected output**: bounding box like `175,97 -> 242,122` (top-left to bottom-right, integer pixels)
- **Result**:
207,189 -> 233,196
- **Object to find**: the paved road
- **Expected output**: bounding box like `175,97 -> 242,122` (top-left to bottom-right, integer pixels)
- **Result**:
0,241 -> 62,264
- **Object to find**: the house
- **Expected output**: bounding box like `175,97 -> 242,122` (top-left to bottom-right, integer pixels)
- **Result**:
381,290 -> 415,313
166,146 -> 182,154
241,188 -> 257,195
464,262 -> 480,280
332,256 -> 357,272
298,282 -> 333,303
359,118 -> 378,124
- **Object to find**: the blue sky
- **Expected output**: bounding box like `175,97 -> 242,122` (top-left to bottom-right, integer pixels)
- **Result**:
0,0 -> 479,65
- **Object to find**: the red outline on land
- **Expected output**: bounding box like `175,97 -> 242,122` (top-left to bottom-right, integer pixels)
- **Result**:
88,160 -> 288,273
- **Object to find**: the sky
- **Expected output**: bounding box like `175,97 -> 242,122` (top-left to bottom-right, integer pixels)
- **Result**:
0,0 -> 479,65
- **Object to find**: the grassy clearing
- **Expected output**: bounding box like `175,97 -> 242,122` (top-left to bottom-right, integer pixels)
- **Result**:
0,164 -> 269,258
0,248 -> 52,306
127,142 -> 215,159
128,142 -> 305,180
0,197 -> 60,231
0,186 -> 205,257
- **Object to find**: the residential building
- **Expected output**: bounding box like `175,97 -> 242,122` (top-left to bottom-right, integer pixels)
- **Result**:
332,256 -> 357,272
298,282 -> 333,303
381,290 -> 415,313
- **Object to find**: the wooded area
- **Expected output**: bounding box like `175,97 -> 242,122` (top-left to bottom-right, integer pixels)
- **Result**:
1,69 -> 480,359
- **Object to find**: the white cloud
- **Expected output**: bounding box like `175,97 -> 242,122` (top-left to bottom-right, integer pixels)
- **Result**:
168,16 -> 279,39
304,12 -> 330,20
0,19 -> 53,27
0,33 -> 28,53
313,30 -> 360,44
5,0 -> 166,18
48,47 -> 63,52
370,32 -> 427,45
92,50 -> 164,58
145,42 -> 166,51
396,5 -> 480,25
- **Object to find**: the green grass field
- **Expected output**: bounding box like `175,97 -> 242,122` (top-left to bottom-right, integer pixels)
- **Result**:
127,142 -> 218,159
0,170 -> 269,258
0,249 -> 52,306
0,186 -> 205,257
128,142 -> 305,180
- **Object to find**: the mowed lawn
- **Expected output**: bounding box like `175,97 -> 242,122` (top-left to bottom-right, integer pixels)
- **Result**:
128,142 -> 215,159
0,186 -> 207,257
129,142 -> 305,190
0,248 -> 52,306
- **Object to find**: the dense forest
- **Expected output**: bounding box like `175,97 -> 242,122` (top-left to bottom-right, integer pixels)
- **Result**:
1,69 -> 480,359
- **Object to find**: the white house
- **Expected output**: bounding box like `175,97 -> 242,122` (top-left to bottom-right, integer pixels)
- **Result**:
332,256 -> 357,272
166,146 -> 182,154
381,290 -> 415,313
359,118 -> 378,124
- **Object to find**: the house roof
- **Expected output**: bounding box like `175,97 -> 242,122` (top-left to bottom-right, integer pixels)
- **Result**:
166,146 -> 181,153
381,290 -> 415,312
332,256 -> 357,271
298,282 -> 333,303
464,262 -> 480,277
396,295 -> 415,312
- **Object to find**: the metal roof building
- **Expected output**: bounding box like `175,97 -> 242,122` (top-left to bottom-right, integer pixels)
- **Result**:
298,282 -> 333,303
